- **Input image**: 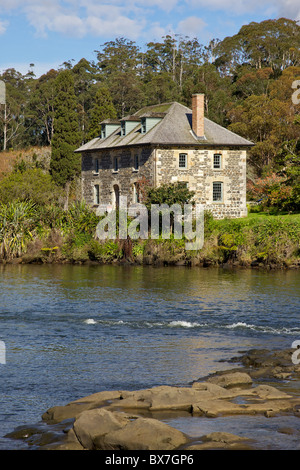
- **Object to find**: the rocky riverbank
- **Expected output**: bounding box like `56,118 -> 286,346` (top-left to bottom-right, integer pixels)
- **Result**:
5,347 -> 300,450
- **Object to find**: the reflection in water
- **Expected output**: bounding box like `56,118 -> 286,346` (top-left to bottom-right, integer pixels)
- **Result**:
0,264 -> 299,449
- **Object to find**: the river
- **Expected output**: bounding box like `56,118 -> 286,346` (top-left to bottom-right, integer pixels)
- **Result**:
0,264 -> 299,449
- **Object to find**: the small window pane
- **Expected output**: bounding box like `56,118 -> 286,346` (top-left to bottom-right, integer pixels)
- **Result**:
114,157 -> 119,172
213,182 -> 223,202
134,155 -> 139,170
179,153 -> 187,168
95,159 -> 99,173
213,154 -> 221,169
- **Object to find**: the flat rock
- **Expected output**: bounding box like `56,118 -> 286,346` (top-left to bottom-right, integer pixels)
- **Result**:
185,432 -> 254,450
72,408 -> 188,450
206,371 -> 253,388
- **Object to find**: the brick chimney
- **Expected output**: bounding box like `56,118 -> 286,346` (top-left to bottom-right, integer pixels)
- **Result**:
192,93 -> 204,138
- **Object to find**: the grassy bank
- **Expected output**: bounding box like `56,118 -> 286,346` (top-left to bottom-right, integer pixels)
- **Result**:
1,201 -> 299,269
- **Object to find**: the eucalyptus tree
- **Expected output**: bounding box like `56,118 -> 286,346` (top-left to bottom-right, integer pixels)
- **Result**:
215,18 -> 300,76
27,68 -> 58,146
71,58 -> 98,141
95,37 -> 144,116
0,68 -> 32,149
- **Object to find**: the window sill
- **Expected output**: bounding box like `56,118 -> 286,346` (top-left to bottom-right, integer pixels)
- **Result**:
112,170 -> 119,174
93,172 -> 99,176
132,169 -> 139,172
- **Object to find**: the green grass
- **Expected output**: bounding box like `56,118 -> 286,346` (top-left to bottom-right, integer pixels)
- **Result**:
247,211 -> 300,222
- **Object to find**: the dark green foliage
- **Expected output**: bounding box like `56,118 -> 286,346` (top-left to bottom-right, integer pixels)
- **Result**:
0,167 -> 63,206
87,86 -> 117,140
146,182 -> 195,208
50,70 -> 82,187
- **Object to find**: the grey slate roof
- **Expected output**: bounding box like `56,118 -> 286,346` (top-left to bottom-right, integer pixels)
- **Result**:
75,102 -> 253,153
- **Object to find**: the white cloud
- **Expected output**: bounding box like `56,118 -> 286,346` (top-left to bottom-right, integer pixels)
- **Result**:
177,16 -> 207,37
185,0 -> 300,18
86,15 -> 145,40
0,19 -> 8,35
0,0 -> 299,44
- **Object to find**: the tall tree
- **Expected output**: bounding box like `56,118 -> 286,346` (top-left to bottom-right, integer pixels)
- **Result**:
27,69 -> 58,146
87,86 -> 117,140
71,58 -> 98,142
0,68 -> 32,149
215,18 -> 300,75
50,70 -> 82,209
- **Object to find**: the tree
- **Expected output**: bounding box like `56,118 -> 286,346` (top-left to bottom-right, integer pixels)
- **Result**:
0,167 -> 63,206
0,68 -> 32,149
215,18 -> 300,75
145,182 -> 195,236
95,37 -> 141,76
50,70 -> 82,209
87,86 -> 117,140
71,58 -> 98,142
146,182 -> 195,207
27,69 -> 58,146
227,94 -> 293,172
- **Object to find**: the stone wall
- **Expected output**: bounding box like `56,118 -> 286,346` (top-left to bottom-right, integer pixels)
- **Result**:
82,145 -> 247,219
155,147 -> 247,219
81,146 -> 154,207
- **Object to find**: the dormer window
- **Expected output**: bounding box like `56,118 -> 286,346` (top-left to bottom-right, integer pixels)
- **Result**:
100,120 -> 120,139
140,113 -> 165,134
120,117 -> 140,136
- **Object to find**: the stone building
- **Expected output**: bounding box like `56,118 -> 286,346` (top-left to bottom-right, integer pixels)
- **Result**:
75,94 -> 253,218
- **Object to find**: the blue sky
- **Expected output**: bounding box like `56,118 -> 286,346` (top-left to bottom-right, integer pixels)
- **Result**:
0,0 -> 299,77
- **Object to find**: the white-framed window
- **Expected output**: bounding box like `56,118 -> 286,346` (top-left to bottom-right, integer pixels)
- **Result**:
213,154 -> 222,169
134,154 -> 139,171
213,182 -> 223,202
94,184 -> 100,205
179,153 -> 187,169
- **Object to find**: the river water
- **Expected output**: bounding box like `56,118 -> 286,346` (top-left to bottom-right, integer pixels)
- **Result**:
0,263 -> 299,450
